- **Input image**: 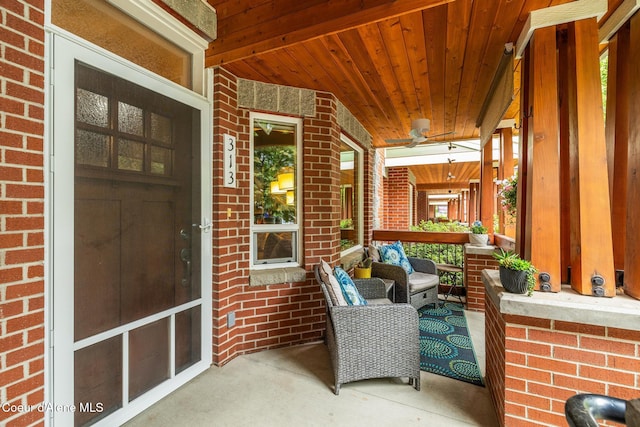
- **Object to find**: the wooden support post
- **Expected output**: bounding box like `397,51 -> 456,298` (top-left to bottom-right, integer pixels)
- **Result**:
558,32 -> 572,285
606,25 -> 629,275
498,127 -> 515,237
468,182 -> 479,224
516,46 -> 530,257
566,19 -> 615,296
526,26 -> 562,292
480,139 -> 494,233
625,13 -> 640,299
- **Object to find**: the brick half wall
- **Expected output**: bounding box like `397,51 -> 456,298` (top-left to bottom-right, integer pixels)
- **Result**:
484,270 -> 640,427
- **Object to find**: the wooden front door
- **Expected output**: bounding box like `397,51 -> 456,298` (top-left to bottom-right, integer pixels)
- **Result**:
71,62 -> 203,426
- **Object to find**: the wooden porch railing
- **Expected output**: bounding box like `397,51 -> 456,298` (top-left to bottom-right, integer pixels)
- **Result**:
371,230 -> 471,288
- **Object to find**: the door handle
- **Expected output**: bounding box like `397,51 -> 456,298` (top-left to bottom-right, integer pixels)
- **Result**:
180,248 -> 191,286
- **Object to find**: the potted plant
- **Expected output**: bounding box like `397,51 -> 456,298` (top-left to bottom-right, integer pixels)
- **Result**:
493,249 -> 537,296
469,221 -> 489,246
354,256 -> 373,279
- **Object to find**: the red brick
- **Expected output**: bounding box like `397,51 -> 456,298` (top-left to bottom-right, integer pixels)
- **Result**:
580,336 -> 636,356
528,355 -> 577,375
554,320 -> 605,336
608,354 -> 640,372
5,13 -> 43,42
608,327 -> 640,342
554,346 -> 606,366
504,314 -> 551,329
528,329 -> 578,346
5,183 -> 44,198
0,201 -> 23,214
580,365 -> 635,386
0,267 -> 24,283
5,247 -> 44,264
554,374 -> 606,393
6,312 -> 44,334
6,372 -> 44,401
0,233 -> 24,249
5,281 -> 43,299
506,364 -> 551,384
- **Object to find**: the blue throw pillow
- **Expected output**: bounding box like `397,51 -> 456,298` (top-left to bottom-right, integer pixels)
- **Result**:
333,267 -> 367,306
379,241 -> 415,274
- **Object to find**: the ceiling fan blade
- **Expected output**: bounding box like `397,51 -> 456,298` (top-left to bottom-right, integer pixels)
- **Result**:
406,136 -> 428,148
385,138 -> 414,144
426,130 -> 456,139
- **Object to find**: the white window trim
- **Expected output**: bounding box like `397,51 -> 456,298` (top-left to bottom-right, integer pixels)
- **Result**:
340,134 -> 364,257
250,112 -> 303,269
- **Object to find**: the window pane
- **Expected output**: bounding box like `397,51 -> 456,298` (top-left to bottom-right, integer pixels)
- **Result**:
253,120 -> 297,225
150,146 -> 172,175
76,130 -> 110,167
77,88 -> 109,127
340,141 -> 360,251
151,112 -> 172,145
118,102 -> 144,136
255,231 -> 296,263
118,139 -> 144,171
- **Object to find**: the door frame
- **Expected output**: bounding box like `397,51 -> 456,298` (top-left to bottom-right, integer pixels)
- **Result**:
48,32 -> 212,426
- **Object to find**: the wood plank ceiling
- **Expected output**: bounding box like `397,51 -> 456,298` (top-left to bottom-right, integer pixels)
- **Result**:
204,0 -> 578,189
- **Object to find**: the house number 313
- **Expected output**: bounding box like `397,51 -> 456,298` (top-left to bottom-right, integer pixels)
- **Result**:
223,134 -> 237,188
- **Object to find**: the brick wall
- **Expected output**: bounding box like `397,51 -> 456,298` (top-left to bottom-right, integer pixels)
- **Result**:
464,247 -> 498,311
417,191 -> 428,223
386,167 -> 410,230
212,73 -> 347,365
1,1 -> 46,426
486,295 -> 640,427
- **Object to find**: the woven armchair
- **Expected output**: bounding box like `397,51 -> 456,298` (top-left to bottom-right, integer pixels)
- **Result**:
314,265 -> 420,395
371,256 -> 440,310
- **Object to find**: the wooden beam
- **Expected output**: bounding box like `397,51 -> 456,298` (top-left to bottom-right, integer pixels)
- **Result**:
599,0 -> 640,43
205,0 -> 453,66
468,182 -> 479,224
625,13 -> 640,299
527,26 -> 561,292
567,18 -> 615,296
480,139 -> 494,233
606,25 -> 630,273
515,0 -> 607,58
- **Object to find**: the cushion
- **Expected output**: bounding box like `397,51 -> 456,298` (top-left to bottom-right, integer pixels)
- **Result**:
368,244 -> 381,262
333,267 -> 367,306
320,260 -> 348,306
408,272 -> 439,292
379,241 -> 415,274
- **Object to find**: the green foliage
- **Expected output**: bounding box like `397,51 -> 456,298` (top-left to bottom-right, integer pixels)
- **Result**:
470,221 -> 488,234
411,220 -> 468,233
498,174 -> 517,218
493,249 -> 538,296
340,218 -> 353,229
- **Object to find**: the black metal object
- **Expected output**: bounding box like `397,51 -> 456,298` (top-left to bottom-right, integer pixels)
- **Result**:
565,394 -> 627,427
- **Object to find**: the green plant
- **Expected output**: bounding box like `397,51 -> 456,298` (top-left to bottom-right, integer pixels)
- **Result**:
470,221 -> 488,234
340,218 -> 353,229
493,249 -> 537,296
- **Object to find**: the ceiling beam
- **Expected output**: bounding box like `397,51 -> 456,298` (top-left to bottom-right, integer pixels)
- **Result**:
205,0 -> 453,66
515,0 -> 607,58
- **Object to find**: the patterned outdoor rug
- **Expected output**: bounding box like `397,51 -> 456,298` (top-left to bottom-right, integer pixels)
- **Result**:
418,302 -> 485,387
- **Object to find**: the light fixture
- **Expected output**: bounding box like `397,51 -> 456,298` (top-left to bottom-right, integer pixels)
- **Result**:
277,167 -> 295,190
286,190 -> 295,205
257,121 -> 273,135
270,181 -> 286,194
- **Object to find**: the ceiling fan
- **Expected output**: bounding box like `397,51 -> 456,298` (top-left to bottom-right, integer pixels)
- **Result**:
385,118 -> 455,148
446,158 -> 456,180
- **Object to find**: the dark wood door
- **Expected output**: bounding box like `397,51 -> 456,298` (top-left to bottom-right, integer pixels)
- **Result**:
72,63 -> 201,426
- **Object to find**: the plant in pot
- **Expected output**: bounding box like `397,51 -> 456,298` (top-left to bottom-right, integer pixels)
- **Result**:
469,221 -> 489,246
354,256 -> 373,279
493,249 -> 537,296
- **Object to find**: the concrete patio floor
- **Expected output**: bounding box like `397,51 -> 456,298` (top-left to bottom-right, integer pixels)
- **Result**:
125,309 -> 498,427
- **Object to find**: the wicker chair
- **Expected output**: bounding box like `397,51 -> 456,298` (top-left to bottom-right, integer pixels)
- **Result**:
314,265 -> 421,395
371,257 -> 440,310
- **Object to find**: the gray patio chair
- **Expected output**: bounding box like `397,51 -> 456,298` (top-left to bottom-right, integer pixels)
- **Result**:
314,264 -> 420,395
371,256 -> 440,310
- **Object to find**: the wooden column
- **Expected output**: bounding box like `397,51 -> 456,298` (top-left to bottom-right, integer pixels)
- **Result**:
468,182 -> 479,223
626,14 -> 640,299
566,19 -> 615,296
525,26 -> 562,291
558,32 -> 572,285
498,127 -> 515,237
516,47 -> 530,257
480,140 -> 494,233
606,24 -> 630,279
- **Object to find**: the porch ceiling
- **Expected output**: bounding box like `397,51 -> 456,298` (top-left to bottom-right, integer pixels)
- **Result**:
204,0 -> 613,188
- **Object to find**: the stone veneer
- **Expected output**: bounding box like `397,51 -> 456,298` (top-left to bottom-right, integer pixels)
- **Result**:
483,269 -> 640,426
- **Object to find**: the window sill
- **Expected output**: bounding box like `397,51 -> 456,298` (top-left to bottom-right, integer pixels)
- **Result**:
340,250 -> 364,271
249,267 -> 307,287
